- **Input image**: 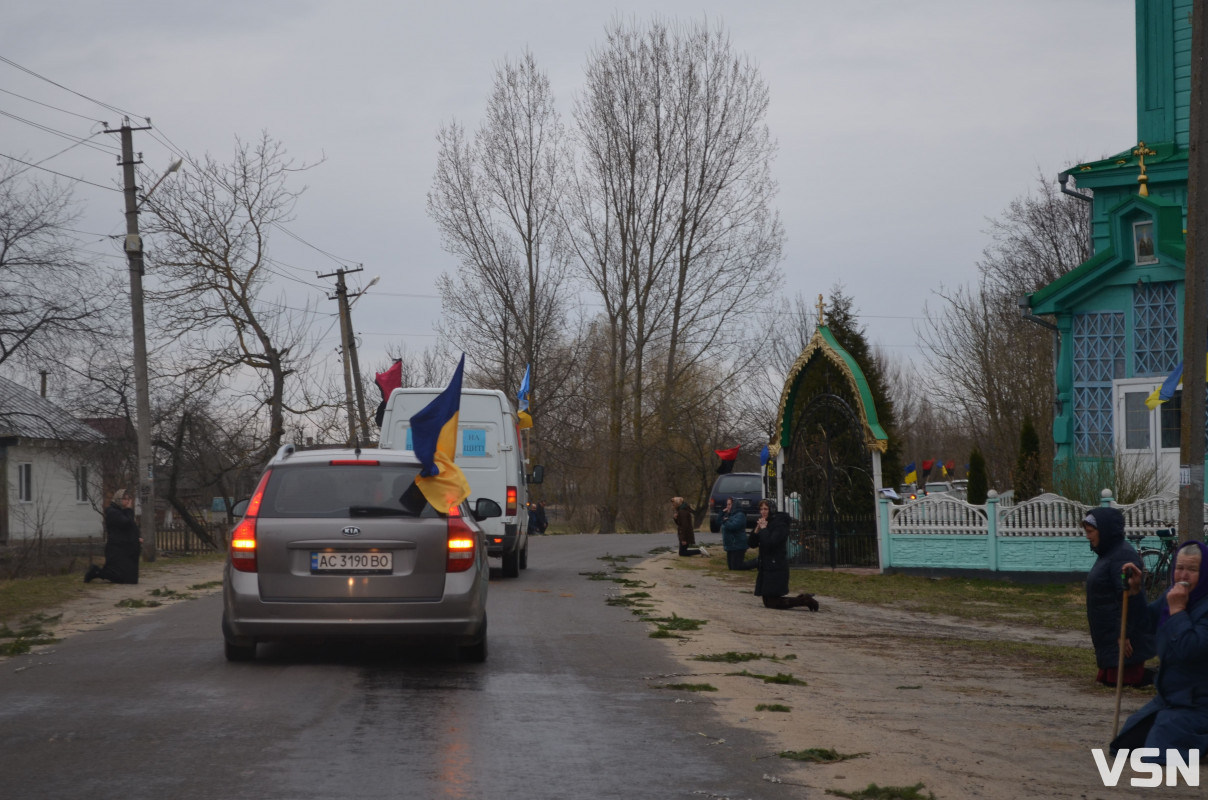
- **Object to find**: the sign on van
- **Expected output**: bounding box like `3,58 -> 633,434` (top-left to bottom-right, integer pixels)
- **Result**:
403,427 -> 490,457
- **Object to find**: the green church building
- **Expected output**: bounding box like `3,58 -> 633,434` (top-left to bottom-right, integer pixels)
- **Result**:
1023,0 -> 1197,494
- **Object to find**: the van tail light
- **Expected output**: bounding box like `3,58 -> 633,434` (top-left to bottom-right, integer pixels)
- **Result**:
506,486 -> 517,516
230,470 -> 271,573
446,505 -> 477,573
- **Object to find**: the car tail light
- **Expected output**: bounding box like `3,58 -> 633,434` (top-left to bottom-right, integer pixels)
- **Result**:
506,486 -> 517,516
446,505 -> 477,573
328,459 -> 380,466
230,470 -> 271,573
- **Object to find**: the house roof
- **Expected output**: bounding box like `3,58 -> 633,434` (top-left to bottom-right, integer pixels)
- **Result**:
0,376 -> 105,443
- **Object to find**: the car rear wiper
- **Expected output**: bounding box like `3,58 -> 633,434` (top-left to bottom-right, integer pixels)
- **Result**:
349,505 -> 415,517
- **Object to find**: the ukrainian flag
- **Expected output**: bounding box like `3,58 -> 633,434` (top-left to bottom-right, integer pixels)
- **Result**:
904,462 -> 917,484
410,354 -> 471,510
517,363 -> 533,430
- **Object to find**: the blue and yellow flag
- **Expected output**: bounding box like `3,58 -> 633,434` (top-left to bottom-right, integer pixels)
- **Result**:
410,354 -> 471,510
904,462 -> 917,484
517,363 -> 533,430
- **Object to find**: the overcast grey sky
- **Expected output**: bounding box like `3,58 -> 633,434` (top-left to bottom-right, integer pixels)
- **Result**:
2,0 -> 1136,385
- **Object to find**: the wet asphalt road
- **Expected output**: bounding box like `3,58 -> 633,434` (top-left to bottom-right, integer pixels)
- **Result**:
0,533 -> 793,800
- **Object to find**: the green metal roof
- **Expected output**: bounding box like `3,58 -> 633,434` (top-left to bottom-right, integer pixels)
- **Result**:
775,325 -> 888,452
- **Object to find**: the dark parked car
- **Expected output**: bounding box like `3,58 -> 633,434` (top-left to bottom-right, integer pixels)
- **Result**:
708,472 -> 764,532
222,444 -> 498,663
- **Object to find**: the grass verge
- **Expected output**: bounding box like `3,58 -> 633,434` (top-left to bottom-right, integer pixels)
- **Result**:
673,550 -> 1087,632
0,552 -> 224,625
826,783 -> 934,800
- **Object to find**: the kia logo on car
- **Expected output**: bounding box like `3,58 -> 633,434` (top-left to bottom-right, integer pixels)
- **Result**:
341,526 -> 362,537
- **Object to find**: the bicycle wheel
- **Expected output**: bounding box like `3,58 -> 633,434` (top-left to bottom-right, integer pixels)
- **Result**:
1139,548 -> 1168,602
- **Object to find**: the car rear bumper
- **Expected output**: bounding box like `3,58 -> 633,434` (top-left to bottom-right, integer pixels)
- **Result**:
223,564 -> 487,644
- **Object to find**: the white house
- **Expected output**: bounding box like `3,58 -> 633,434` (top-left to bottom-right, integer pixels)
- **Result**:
0,376 -> 105,543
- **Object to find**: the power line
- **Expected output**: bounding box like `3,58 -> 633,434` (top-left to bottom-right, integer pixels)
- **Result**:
147,126 -> 362,270
0,86 -> 108,124
0,151 -> 119,193
0,107 -> 118,155
0,55 -> 144,120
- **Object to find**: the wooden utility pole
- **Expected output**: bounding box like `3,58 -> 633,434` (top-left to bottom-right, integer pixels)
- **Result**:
321,266 -> 369,444
107,118 -> 157,562
1180,3 -> 1207,543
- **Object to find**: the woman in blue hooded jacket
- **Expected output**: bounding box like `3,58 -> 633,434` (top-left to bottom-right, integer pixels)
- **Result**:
1083,506 -> 1154,687
720,497 -> 756,570
1112,540 -> 1208,764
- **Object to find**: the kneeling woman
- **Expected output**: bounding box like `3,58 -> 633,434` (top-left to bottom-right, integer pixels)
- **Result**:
747,500 -> 817,611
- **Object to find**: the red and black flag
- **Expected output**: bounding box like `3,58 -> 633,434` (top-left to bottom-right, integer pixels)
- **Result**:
373,359 -> 403,427
715,446 -> 739,474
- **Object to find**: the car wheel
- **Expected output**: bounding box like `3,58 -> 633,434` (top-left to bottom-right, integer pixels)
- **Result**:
519,542 -> 529,570
222,614 -> 256,662
502,547 -> 520,578
224,638 -> 256,662
459,619 -> 487,663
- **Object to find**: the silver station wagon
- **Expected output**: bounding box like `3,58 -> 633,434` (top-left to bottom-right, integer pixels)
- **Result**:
221,444 -> 497,662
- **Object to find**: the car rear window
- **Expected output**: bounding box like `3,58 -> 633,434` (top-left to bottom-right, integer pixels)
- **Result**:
258,464 -> 438,518
713,475 -> 763,495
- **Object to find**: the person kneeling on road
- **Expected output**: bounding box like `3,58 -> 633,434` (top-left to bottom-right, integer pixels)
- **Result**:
721,497 -> 756,570
747,499 -> 816,610
673,497 -> 707,557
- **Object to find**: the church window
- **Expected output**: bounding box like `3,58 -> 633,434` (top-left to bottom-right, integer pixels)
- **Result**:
1133,282 -> 1178,376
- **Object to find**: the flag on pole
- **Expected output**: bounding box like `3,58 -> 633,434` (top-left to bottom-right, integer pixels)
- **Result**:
759,444 -> 770,467
517,363 -> 533,430
715,446 -> 739,474
904,462 -> 917,484
410,354 -> 471,510
373,359 -> 403,427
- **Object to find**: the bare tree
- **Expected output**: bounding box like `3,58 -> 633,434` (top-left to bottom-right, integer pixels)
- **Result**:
0,162 -> 115,371
428,50 -> 576,467
916,171 -> 1089,485
568,17 -> 782,530
141,134 -> 331,462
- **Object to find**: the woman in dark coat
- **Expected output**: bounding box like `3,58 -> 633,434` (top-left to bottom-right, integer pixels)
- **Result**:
1112,540 -> 1208,765
1083,506 -> 1154,686
84,488 -> 142,584
747,499 -> 817,610
673,497 -> 705,557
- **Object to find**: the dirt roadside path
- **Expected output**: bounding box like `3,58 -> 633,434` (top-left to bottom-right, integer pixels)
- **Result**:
625,550 -> 1193,800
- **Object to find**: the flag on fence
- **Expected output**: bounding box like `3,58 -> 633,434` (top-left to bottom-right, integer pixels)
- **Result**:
517,363 -> 533,430
373,359 -> 403,427
410,354 -> 471,510
715,446 -> 739,474
904,462 -> 917,484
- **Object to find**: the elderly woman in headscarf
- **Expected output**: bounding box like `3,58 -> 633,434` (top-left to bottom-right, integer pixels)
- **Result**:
1112,540 -> 1208,765
84,487 -> 143,584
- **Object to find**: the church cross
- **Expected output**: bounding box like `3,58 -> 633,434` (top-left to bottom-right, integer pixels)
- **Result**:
1133,141 -> 1157,197
816,294 -> 826,326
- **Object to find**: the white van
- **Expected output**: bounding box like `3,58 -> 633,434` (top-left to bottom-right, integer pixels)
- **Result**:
378,388 -> 542,578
